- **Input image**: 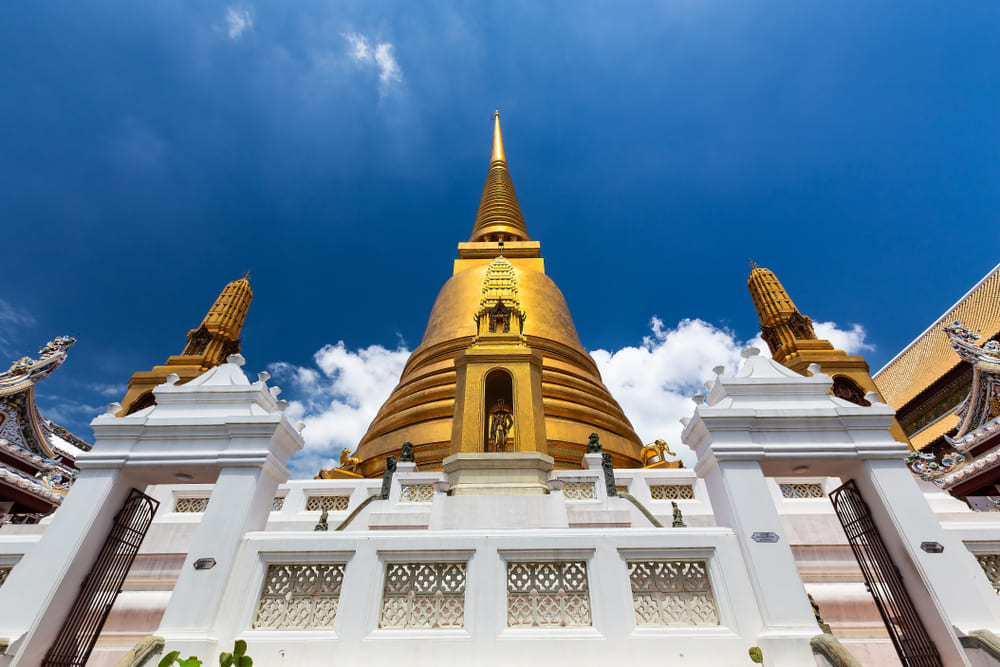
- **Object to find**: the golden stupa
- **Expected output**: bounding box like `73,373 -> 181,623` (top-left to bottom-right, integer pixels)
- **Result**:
354,112 -> 643,475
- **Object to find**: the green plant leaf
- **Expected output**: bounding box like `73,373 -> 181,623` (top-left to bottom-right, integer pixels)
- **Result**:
158,652 -> 181,667
237,657 -> 252,667
233,639 -> 247,657
178,657 -> 203,667
220,652 -> 233,667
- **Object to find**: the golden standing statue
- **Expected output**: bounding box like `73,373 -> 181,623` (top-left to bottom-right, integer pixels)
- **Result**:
489,399 -> 514,452
339,448 -> 362,472
640,439 -> 675,466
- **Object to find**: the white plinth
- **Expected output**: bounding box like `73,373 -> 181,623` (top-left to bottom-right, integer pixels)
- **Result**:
443,452 -> 554,495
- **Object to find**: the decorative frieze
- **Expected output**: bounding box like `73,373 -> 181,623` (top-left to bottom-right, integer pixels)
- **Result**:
649,484 -> 694,500
252,563 -> 345,629
305,495 -> 350,512
173,497 -> 209,513
400,484 -> 435,503
628,560 -> 719,626
976,554 -> 1000,595
779,483 -> 825,499
379,562 -> 467,629
562,482 -> 597,501
507,561 -> 591,627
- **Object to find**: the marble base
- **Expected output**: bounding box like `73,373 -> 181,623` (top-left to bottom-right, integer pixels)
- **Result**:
442,452 -> 554,496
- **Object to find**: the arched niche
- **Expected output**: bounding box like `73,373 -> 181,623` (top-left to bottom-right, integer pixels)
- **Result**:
483,368 -> 514,452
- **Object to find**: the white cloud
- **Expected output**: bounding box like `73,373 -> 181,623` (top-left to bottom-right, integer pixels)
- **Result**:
225,7 -> 253,40
269,341 -> 409,476
0,299 -> 35,357
814,321 -> 873,354
343,32 -> 403,95
274,317 -> 870,477
89,382 -> 127,398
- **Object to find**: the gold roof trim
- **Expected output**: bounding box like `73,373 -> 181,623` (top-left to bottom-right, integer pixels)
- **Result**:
874,262 -> 1000,410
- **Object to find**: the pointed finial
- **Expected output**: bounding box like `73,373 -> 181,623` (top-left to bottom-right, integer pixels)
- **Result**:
491,110 -> 506,164
750,259 -> 758,270
243,269 -> 251,281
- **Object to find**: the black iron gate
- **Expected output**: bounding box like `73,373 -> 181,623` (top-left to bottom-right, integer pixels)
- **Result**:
43,488 -> 159,666
830,479 -> 941,667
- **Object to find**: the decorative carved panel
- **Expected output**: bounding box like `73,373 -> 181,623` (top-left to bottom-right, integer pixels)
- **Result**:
562,482 -> 597,501
379,562 -> 467,629
976,554 -> 1000,595
628,560 -> 719,626
271,497 -> 285,511
305,495 -> 350,512
173,497 -> 209,513
253,563 -> 345,629
649,484 -> 694,500
779,483 -> 825,499
507,561 -> 591,627
400,485 -> 435,503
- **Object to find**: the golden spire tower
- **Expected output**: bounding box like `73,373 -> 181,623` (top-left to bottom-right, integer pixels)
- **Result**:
748,263 -> 910,444
354,113 -> 643,475
118,275 -> 253,415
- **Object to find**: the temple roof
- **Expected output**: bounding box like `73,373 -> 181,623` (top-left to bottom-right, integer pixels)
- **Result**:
875,262 -> 1000,410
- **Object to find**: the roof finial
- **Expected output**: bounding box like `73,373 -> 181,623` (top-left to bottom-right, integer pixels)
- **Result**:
243,269 -> 251,281
491,110 -> 506,165
749,259 -> 758,270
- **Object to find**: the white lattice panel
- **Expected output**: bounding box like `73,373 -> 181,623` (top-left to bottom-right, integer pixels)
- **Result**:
271,497 -> 285,511
562,482 -> 597,500
507,561 -> 591,627
174,497 -> 209,513
253,563 -> 345,629
779,483 -> 825,499
379,562 -> 467,628
628,560 -> 719,626
305,495 -> 350,511
400,484 -> 434,503
0,566 -> 10,588
649,485 -> 694,500
977,554 -> 1000,595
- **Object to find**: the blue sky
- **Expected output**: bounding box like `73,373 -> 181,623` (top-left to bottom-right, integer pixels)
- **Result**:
3,1 -> 999,475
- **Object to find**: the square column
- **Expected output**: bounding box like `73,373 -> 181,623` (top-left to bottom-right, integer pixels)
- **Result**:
698,458 -> 820,665
0,467 -> 142,666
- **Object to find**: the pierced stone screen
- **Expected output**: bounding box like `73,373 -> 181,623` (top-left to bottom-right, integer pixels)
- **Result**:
173,497 -> 209,513
562,482 -> 597,500
305,495 -> 350,511
253,563 -> 345,629
400,484 -> 434,503
976,554 -> 1000,595
779,483 -> 825,499
649,485 -> 694,500
628,560 -> 719,626
507,561 -> 592,627
379,562 -> 467,629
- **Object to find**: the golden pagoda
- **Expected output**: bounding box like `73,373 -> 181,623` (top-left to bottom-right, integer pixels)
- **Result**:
353,112 -> 643,475
748,263 -> 910,444
117,274 -> 252,415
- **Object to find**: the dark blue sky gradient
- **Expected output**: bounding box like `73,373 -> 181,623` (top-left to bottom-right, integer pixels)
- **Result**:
2,1 -> 999,440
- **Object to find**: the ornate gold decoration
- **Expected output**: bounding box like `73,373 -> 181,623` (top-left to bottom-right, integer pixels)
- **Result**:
338,448 -> 362,473
489,399 -> 514,451
640,439 -> 676,466
353,113 -> 643,475
119,275 -> 253,415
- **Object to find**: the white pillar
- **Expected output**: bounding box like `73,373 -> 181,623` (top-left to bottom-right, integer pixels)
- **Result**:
846,458 -> 1000,664
699,458 -> 819,665
156,464 -> 283,657
0,467 -> 141,666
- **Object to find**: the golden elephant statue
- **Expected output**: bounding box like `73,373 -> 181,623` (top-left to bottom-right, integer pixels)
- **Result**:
640,439 -> 675,466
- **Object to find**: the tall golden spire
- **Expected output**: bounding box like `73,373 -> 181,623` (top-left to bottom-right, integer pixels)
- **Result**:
118,275 -> 253,415
747,265 -> 817,359
470,111 -> 530,243
747,263 -> 911,445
